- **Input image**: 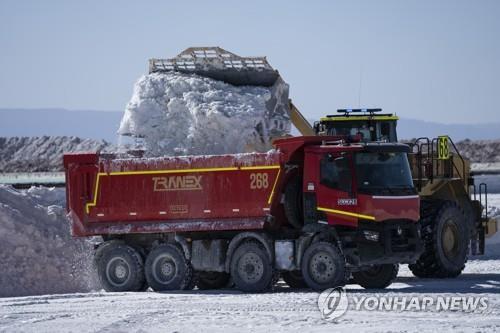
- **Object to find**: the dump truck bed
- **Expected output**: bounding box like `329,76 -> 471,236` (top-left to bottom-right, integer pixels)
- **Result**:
64,151 -> 282,237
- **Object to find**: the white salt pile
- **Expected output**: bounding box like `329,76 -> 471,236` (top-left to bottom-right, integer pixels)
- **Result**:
0,185 -> 99,297
118,72 -> 291,156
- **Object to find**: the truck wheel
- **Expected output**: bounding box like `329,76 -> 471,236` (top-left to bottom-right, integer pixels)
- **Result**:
230,241 -> 273,292
409,201 -> 468,278
301,242 -> 347,291
145,244 -> 193,291
96,243 -> 145,292
352,264 -> 399,289
130,244 -> 149,291
283,175 -> 303,229
282,270 -> 307,289
197,272 -> 230,290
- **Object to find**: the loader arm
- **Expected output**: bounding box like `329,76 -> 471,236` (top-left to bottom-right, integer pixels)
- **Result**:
289,101 -> 315,136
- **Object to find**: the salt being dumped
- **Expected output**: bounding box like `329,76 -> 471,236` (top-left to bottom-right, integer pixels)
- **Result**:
118,72 -> 291,156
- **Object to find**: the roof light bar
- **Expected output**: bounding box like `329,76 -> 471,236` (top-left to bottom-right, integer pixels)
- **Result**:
337,108 -> 382,114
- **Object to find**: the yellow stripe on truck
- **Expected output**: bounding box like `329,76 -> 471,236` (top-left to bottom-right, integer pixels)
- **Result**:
85,165 -> 281,214
267,168 -> 281,204
317,206 -> 376,221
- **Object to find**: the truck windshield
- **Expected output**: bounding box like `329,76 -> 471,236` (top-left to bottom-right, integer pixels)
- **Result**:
355,152 -> 414,195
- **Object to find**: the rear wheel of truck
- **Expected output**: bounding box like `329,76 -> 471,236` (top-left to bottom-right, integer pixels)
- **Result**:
196,272 -> 230,290
145,244 -> 193,291
230,241 -> 273,292
96,243 -> 145,292
282,270 -> 307,289
409,201 -> 468,278
352,264 -> 399,289
301,242 -> 347,291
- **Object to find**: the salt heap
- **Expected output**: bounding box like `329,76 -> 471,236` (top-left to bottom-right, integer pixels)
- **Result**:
118,72 -> 291,156
0,186 -> 99,297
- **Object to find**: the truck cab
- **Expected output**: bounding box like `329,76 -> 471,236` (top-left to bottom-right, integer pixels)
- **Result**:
274,136 -> 422,287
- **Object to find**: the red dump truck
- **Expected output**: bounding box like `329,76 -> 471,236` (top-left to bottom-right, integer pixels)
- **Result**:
64,136 -> 422,292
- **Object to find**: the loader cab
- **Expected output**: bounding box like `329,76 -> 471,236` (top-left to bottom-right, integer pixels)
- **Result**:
314,108 -> 398,143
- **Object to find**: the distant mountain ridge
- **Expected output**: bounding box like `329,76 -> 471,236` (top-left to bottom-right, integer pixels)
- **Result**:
397,118 -> 500,141
0,108 -> 123,143
1,108 -> 499,142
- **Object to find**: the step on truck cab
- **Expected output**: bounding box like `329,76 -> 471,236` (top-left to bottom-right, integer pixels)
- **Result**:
64,136 -> 422,292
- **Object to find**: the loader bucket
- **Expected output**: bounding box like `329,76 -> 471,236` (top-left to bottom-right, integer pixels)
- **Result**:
143,46 -> 313,140
149,47 -> 280,87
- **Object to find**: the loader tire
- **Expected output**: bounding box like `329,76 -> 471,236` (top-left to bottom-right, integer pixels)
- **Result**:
352,264 -> 399,289
409,201 -> 468,278
96,243 -> 145,292
196,272 -> 230,290
145,244 -> 193,291
284,175 -> 303,229
301,242 -> 347,291
230,240 -> 273,292
282,270 -> 307,289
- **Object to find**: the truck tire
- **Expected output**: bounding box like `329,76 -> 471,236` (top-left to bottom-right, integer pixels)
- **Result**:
283,175 -> 303,229
301,241 -> 347,291
282,270 -> 307,289
96,243 -> 145,292
352,264 -> 399,289
127,244 -> 150,291
196,272 -> 230,290
409,201 -> 468,278
145,244 -> 193,291
230,240 -> 273,292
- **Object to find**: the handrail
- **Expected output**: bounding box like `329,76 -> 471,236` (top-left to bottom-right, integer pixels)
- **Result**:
411,137 -> 431,192
410,136 -> 469,194
479,183 -> 488,220
447,136 -> 467,191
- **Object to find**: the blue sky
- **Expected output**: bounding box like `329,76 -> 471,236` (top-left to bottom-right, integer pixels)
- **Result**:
1,0 -> 499,124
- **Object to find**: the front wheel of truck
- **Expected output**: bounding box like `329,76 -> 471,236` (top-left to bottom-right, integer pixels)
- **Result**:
301,242 -> 347,291
352,264 -> 399,289
96,243 -> 145,292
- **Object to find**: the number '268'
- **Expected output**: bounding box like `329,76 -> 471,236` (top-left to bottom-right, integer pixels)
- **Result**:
250,173 -> 269,189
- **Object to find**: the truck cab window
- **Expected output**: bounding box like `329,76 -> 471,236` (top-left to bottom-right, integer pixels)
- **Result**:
320,154 -> 352,193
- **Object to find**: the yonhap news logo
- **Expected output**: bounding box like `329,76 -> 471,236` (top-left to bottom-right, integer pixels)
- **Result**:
317,287 -> 348,321
318,287 -> 489,321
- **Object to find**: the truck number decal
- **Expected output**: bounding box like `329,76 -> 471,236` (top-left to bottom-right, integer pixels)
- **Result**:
250,173 -> 269,189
